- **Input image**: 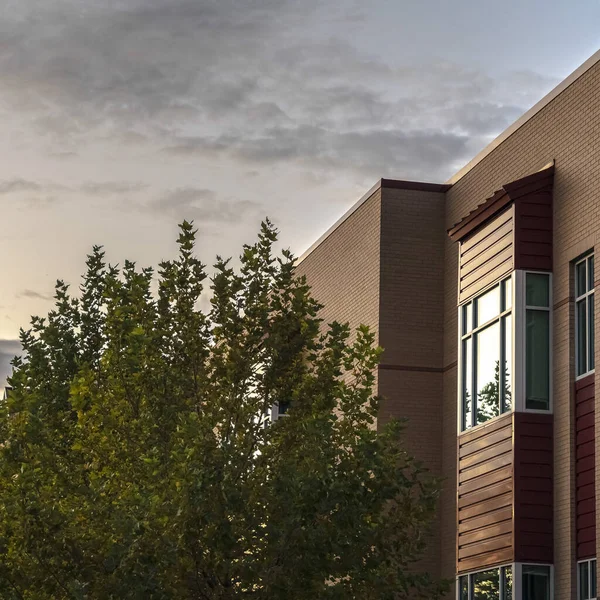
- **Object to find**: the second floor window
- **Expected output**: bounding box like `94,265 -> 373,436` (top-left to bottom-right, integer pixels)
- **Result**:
576,253 -> 595,378
461,277 -> 512,431
525,273 -> 551,410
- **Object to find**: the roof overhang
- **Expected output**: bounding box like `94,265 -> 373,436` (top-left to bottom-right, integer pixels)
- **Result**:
447,163 -> 555,243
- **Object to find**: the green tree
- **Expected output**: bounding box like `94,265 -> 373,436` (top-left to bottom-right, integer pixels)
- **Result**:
0,221 -> 445,600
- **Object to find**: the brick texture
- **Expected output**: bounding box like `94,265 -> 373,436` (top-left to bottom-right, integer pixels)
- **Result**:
296,55 -> 600,599
443,60 -> 600,597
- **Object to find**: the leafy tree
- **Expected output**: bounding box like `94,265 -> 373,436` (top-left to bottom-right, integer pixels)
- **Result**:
0,221 -> 445,599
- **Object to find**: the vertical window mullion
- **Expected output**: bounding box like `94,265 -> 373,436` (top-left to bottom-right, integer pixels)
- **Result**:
472,334 -> 477,428
500,317 -> 506,414
587,281 -> 591,374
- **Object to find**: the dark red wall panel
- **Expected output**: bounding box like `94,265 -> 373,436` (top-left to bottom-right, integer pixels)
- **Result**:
512,171 -> 553,272
576,373 -> 596,559
513,412 -> 554,564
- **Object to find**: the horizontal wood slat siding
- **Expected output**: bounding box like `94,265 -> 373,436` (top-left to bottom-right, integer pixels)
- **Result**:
512,169 -> 553,271
575,374 -> 596,559
459,208 -> 514,303
513,412 -> 553,564
457,413 -> 513,573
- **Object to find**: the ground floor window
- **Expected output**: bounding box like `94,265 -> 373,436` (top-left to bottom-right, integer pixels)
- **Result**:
458,564 -> 552,600
579,558 -> 597,600
459,565 -> 512,599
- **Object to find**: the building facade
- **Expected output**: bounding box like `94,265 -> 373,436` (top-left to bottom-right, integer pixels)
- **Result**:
296,51 -> 600,599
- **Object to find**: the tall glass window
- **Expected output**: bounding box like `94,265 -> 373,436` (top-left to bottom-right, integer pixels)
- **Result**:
461,278 -> 512,431
579,558 -> 597,600
576,254 -> 595,378
525,273 -> 551,410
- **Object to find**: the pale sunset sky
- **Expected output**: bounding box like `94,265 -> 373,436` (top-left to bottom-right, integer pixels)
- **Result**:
0,0 -> 599,383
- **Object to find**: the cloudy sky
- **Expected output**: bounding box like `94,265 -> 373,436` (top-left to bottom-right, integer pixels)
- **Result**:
0,0 -> 598,384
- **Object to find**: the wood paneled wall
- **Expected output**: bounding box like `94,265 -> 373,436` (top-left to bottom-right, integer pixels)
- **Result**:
575,374 -> 596,559
458,412 -> 555,573
457,414 -> 513,573
513,412 -> 554,563
458,208 -> 514,303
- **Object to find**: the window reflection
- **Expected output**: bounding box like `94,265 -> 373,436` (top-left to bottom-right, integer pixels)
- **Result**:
522,565 -> 551,600
472,568 -> 500,600
476,323 -> 500,424
526,310 -> 550,410
463,338 -> 473,430
476,285 -> 500,326
502,315 -> 512,411
460,277 -> 512,430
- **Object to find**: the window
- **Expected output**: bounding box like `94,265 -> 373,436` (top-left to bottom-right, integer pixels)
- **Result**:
269,400 -> 289,422
460,278 -> 512,431
525,273 -> 551,410
459,565 -> 512,599
458,564 -> 552,600
522,564 -> 551,600
579,558 -> 597,600
576,253 -> 595,378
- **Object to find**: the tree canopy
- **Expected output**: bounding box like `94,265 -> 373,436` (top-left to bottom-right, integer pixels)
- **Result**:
0,221 -> 445,599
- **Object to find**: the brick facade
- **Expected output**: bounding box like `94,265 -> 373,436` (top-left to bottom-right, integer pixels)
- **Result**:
297,51 -> 600,598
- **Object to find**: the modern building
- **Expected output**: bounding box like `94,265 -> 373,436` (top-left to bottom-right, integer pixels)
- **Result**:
296,50 -> 600,599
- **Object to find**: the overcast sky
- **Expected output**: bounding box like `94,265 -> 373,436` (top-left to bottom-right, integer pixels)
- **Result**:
0,0 -> 599,384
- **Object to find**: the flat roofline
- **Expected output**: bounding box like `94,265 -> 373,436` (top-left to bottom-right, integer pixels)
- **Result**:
297,178 -> 449,264
446,48 -> 600,185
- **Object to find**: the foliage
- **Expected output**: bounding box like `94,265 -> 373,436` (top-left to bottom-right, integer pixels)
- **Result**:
0,221 -> 445,599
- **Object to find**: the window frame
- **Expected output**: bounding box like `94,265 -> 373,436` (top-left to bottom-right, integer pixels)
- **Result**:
575,253 -> 595,380
457,563 -> 513,600
457,563 -> 553,600
578,558 -> 597,600
458,271 -> 554,434
515,270 -> 553,414
458,274 -> 515,433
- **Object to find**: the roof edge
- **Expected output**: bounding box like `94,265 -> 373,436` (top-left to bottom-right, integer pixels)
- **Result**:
446,49 -> 600,186
448,164 -> 555,242
297,177 -> 448,265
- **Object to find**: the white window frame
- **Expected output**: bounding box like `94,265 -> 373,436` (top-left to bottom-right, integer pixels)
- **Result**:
575,253 -> 595,380
578,558 -> 597,600
457,271 -> 554,434
457,274 -> 515,433
457,563 -> 554,600
269,401 -> 289,422
514,270 -> 553,414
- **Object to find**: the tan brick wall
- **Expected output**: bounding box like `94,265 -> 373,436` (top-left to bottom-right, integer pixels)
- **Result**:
296,57 -> 600,596
378,186 -> 447,579
443,60 -> 600,596
298,184 -> 448,582
296,189 -> 382,342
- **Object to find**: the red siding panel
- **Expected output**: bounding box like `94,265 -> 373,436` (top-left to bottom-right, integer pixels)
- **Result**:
513,412 -> 554,564
575,373 -> 596,560
507,167 -> 554,272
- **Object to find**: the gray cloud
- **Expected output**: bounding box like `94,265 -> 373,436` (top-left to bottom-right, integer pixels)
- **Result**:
0,179 -> 44,195
149,187 -> 263,224
17,289 -> 54,301
0,1 -> 559,183
80,181 -> 149,196
0,178 -> 148,204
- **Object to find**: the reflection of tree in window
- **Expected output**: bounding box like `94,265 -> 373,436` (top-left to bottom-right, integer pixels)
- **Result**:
477,361 -> 511,425
461,278 -> 512,430
472,568 -> 500,600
